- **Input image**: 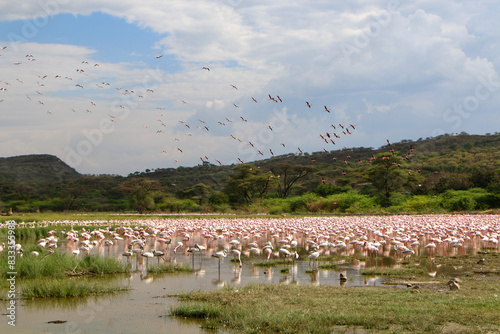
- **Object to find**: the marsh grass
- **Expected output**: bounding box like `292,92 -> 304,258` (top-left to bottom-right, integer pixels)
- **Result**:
318,263 -> 338,270
252,259 -> 295,267
361,266 -> 427,277
172,253 -> 500,334
21,277 -> 129,298
171,282 -> 500,334
145,261 -> 191,274
0,252 -> 128,279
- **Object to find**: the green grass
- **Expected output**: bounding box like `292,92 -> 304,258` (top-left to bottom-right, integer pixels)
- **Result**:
144,261 -> 192,274
252,259 -> 296,267
171,282 -> 500,334
361,266 -> 427,277
21,277 -> 129,298
0,251 -> 129,279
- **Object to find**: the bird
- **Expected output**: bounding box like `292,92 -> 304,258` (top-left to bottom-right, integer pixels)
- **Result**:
308,251 -> 320,268
122,250 -> 133,261
324,105 -> 331,113
202,67 -> 210,71
477,258 -> 485,264
306,101 -> 311,108
212,249 -> 228,277
231,249 -> 242,267
141,250 -> 154,267
173,241 -> 183,253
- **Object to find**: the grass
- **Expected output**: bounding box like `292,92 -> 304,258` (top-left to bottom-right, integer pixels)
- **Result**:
171,282 -> 500,334
144,261 -> 192,274
252,259 -> 296,267
21,277 -> 129,298
171,253 -> 500,334
0,251 -> 129,280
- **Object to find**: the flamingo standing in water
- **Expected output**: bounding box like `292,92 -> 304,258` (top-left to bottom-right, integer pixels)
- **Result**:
173,241 -> 183,254
231,249 -> 242,267
141,249 -> 154,268
308,251 -> 320,269
212,249 -> 228,279
263,244 -> 273,262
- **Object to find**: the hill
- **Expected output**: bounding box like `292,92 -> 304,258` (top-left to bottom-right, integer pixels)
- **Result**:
141,132 -> 500,194
0,154 -> 81,184
0,133 -> 499,213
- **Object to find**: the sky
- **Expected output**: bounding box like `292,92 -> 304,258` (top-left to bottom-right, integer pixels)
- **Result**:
0,0 -> 499,176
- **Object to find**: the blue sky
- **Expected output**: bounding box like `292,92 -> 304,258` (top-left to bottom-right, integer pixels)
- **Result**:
0,1 -> 499,175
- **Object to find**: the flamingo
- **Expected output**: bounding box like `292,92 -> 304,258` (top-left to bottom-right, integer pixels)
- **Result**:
308,251 -> 320,269
153,250 -> 165,265
141,250 -> 154,268
231,249 -> 242,267
263,244 -> 273,262
212,249 -> 228,278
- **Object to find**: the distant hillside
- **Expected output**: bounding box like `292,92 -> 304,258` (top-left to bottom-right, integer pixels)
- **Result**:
0,154 -> 81,183
0,133 -> 498,213
141,133 -> 500,194
1,133 -> 498,192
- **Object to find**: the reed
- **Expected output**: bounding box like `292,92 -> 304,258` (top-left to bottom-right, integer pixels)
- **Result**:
171,281 -> 500,334
21,277 -> 129,298
145,262 -> 191,274
0,252 -> 128,279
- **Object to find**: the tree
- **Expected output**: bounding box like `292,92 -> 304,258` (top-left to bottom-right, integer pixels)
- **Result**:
269,163 -> 315,198
117,178 -> 161,213
223,164 -> 272,205
181,183 -> 214,205
468,167 -> 496,189
366,153 -> 408,206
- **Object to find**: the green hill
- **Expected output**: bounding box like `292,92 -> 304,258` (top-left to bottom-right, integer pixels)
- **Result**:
0,154 -> 81,183
0,133 -> 499,213
142,132 -> 500,194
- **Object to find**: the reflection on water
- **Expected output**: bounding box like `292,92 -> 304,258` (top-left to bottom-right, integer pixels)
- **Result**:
1,214 -> 499,334
1,250 -> 388,334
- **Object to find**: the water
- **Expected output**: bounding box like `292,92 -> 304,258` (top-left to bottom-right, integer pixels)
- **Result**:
3,213 -> 497,334
1,246 -> 388,334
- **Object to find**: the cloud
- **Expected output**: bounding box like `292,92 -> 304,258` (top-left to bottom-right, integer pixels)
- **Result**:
0,0 -> 499,175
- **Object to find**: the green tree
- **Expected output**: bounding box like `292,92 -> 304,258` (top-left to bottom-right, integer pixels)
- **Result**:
223,164 -> 271,205
181,183 -> 214,205
269,163 -> 315,198
367,153 -> 407,206
117,178 -> 161,213
468,167 -> 496,189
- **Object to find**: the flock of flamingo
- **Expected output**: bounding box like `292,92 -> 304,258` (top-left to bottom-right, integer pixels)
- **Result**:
1,45 -> 363,168
3,214 -> 498,280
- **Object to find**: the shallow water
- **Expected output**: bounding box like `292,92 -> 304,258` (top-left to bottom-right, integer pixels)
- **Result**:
1,218 -> 494,334
1,246 -> 390,334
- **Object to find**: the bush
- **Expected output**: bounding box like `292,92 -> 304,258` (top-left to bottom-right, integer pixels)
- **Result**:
440,190 -> 477,211
325,191 -> 370,212
315,184 -> 350,197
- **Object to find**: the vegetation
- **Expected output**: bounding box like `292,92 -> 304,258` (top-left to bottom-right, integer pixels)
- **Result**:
20,277 -> 129,298
1,133 -> 499,214
144,262 -> 192,274
171,253 -> 500,334
171,282 -> 499,334
0,251 -> 129,279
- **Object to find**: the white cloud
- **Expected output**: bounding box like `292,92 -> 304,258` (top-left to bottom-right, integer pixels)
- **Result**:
0,0 -> 499,174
